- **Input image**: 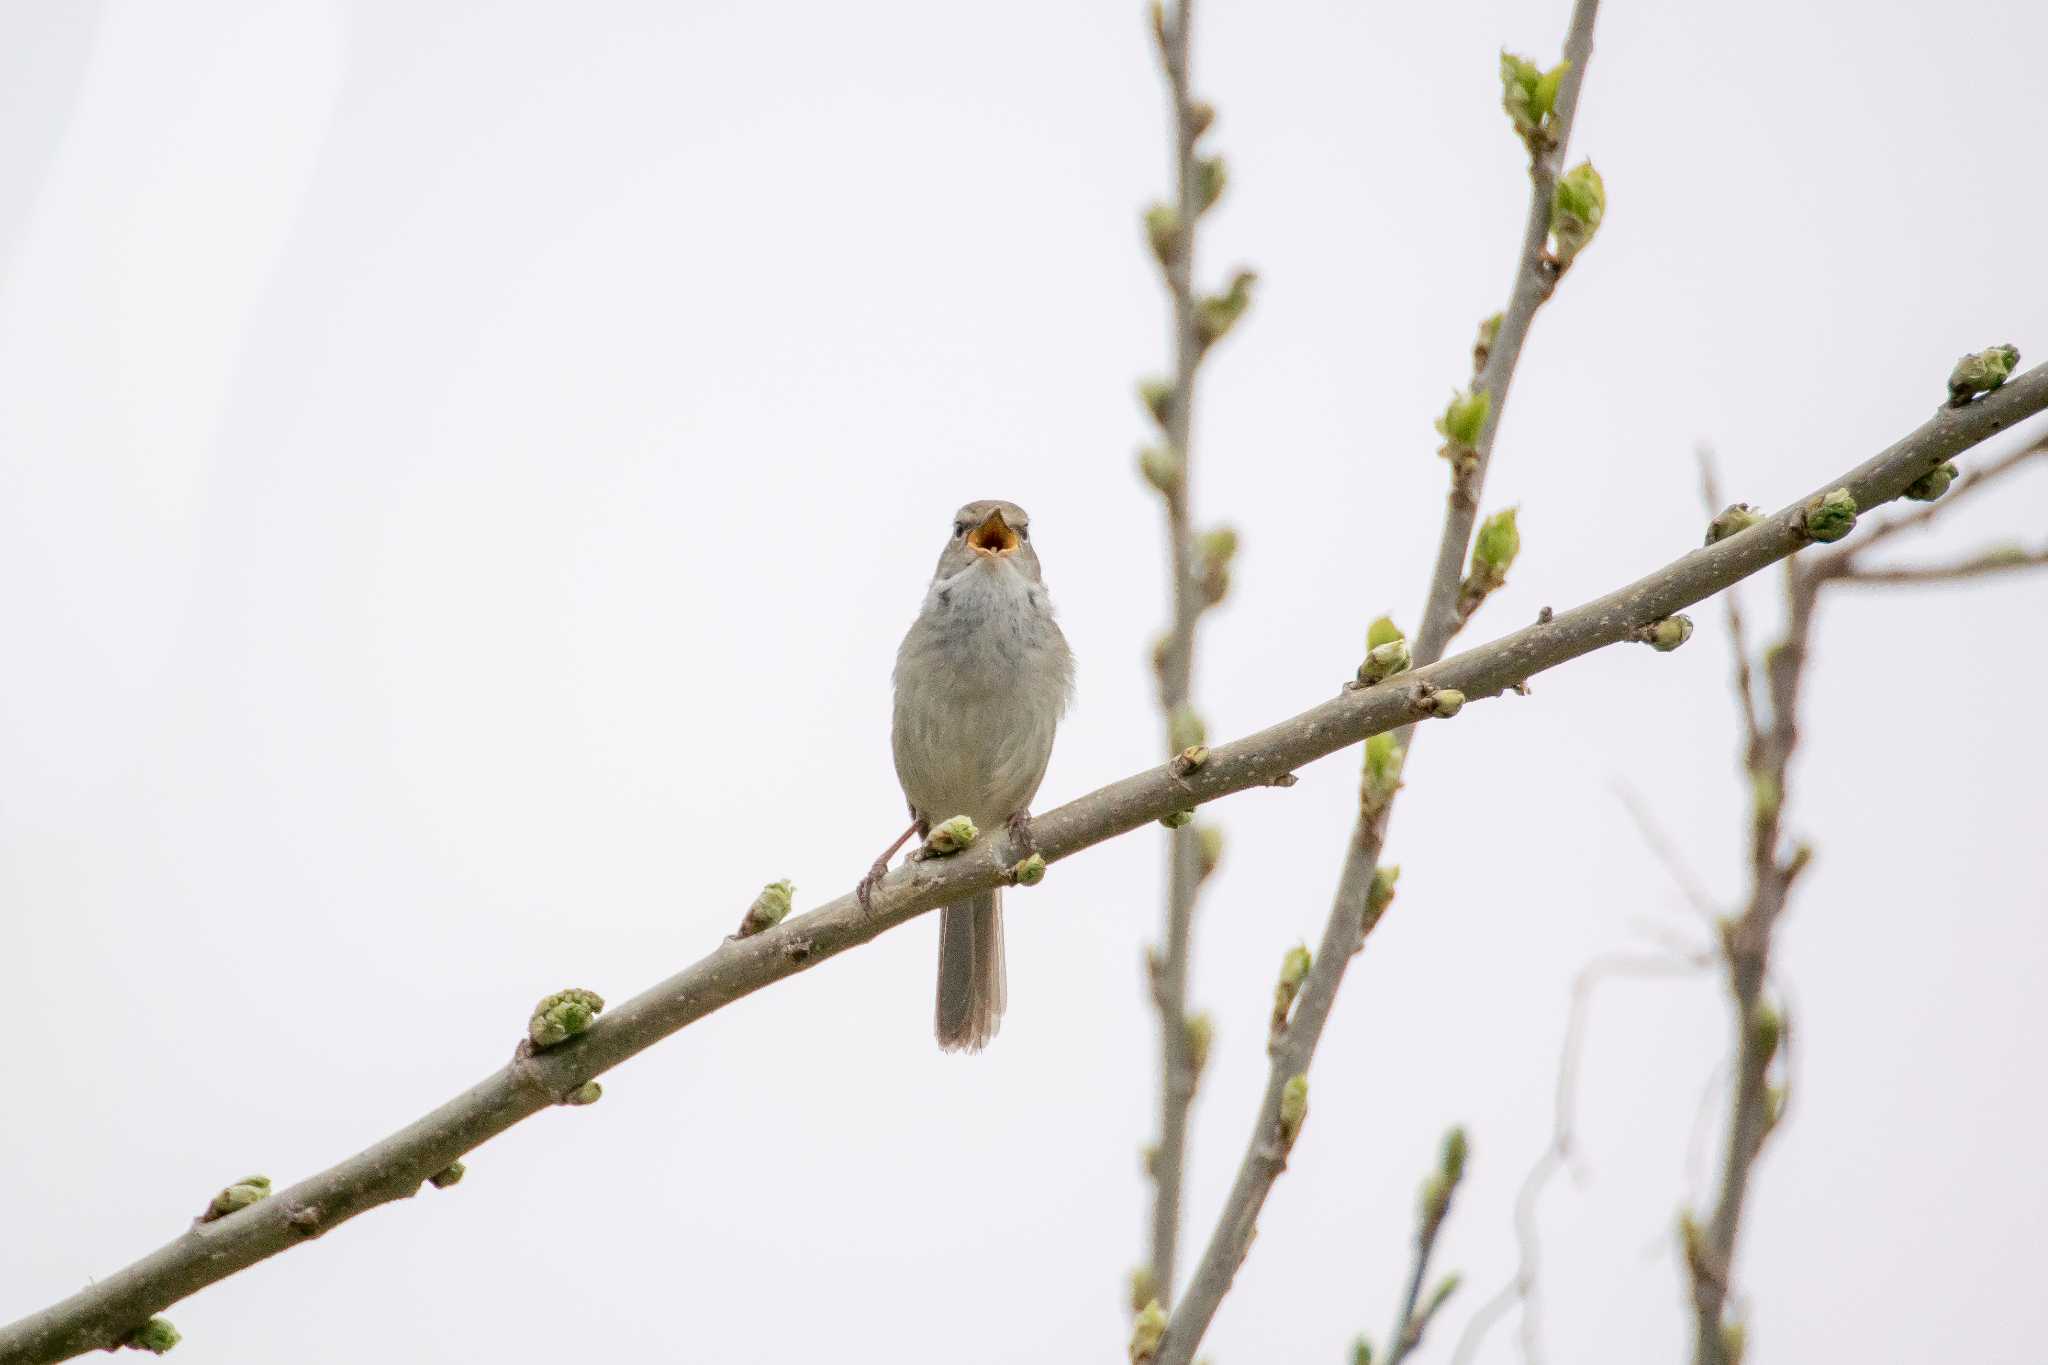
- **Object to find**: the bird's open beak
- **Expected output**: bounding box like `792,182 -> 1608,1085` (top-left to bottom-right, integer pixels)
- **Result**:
966,509 -> 1020,557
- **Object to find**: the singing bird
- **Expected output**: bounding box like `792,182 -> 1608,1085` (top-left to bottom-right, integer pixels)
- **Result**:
862,500 -> 1075,1052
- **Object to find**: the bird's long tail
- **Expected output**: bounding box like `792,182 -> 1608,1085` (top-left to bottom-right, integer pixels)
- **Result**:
936,889 -> 1005,1052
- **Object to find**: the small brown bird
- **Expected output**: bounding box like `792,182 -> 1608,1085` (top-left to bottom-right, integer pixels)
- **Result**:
862,500 -> 1075,1051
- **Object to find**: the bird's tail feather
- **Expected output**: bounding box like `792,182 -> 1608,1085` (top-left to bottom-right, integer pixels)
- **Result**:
936,890 -> 1005,1052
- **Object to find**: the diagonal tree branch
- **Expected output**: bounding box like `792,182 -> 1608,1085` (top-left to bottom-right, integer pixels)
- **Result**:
1155,3 -> 1607,1359
5,370 -> 2045,1365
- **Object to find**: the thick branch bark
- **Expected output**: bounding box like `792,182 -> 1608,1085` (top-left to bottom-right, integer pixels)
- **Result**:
3,369 -> 2044,1365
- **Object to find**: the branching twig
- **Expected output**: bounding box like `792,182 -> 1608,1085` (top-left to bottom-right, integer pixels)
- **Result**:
4,371 -> 2044,1365
1684,429 -> 2044,1364
1448,952 -> 1713,1365
1154,3 -> 1608,1358
1379,1129 -> 1472,1365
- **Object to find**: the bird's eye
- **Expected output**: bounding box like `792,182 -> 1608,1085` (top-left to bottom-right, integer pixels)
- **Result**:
953,522 -> 968,538
1017,527 -> 1030,541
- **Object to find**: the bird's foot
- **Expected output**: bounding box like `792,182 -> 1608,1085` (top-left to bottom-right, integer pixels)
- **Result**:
856,858 -> 890,916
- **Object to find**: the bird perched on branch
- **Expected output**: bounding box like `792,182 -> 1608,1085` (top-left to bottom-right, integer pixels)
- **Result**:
860,500 -> 1075,1052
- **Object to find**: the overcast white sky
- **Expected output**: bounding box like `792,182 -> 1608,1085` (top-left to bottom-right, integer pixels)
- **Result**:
3,1 -> 2045,1361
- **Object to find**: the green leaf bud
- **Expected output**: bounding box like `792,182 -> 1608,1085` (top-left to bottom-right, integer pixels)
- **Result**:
1130,1300 -> 1168,1362
1193,269 -> 1257,350
1278,1073 -> 1310,1147
1706,502 -> 1766,545
1948,344 -> 2019,403
1903,461 -> 1959,502
529,988 -> 605,1050
428,1162 -> 466,1190
1550,161 -> 1606,269
1144,203 -> 1181,268
1137,377 -> 1174,429
1436,387 -> 1491,449
1138,444 -> 1183,493
923,815 -> 979,856
734,880 -> 794,938
1010,853 -> 1047,886
1801,487 -> 1858,543
124,1318 -> 182,1355
1356,637 -> 1412,687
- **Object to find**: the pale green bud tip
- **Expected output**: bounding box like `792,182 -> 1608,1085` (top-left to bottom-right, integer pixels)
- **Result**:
1442,1126 -> 1470,1183
1196,825 -> 1224,880
1170,743 -> 1210,775
1721,1321 -> 1749,1365
124,1318 -> 182,1354
1127,1266 -> 1158,1316
1167,705 -> 1206,754
1426,688 -> 1466,719
1436,388 -> 1491,448
1138,445 -> 1183,493
1160,809 -> 1194,830
1903,461 -> 1959,502
1355,637 -> 1412,686
1278,1073 -> 1310,1145
1473,506 -> 1521,575
1706,502 -> 1766,545
1137,378 -> 1173,428
1499,53 -> 1569,140
925,815 -> 979,855
1143,203 -> 1181,265
1185,1012 -> 1215,1078
736,880 -> 794,937
1362,732 -> 1403,797
1129,1300 -> 1168,1362
1948,343 -> 2018,403
205,1175 -> 273,1220
1550,161 -> 1606,268
1194,269 -> 1258,349
1802,487 -> 1858,543
1011,853 -> 1047,886
1752,770 -> 1780,819
565,1081 -> 603,1106
529,988 -> 605,1049
1752,1004 -> 1783,1061
1367,864 -> 1400,919
1474,312 -> 1503,369
1366,615 -> 1405,650
1195,155 -> 1228,214
429,1162 -> 466,1189
1199,526 -> 1240,565
1351,1335 -> 1375,1365
1278,944 -> 1312,990
1639,615 -> 1694,652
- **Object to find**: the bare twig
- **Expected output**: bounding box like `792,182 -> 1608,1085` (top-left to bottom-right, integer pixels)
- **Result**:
1448,952 -> 1712,1365
1155,3 -> 1608,1357
4,372 -> 2044,1365
1828,543 -> 2048,585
